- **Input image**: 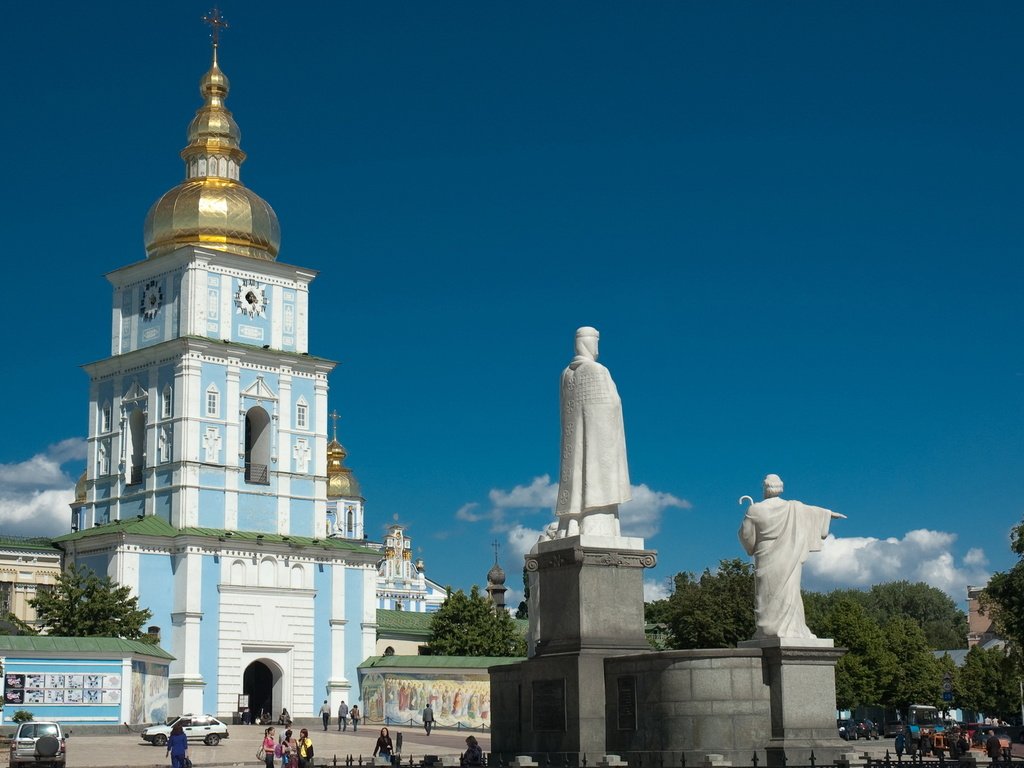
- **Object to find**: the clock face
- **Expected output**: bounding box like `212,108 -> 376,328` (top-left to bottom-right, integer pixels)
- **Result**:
235,279 -> 268,319
140,280 -> 163,320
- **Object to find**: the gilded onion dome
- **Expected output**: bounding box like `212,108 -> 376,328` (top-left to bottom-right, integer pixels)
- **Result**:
144,43 -> 280,260
74,470 -> 88,504
327,438 -> 363,499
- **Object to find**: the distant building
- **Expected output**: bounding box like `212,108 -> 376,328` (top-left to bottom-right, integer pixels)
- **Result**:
375,525 -> 447,612
0,537 -> 62,630
967,584 -> 1004,649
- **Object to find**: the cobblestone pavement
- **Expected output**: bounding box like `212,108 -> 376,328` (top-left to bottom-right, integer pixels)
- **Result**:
1,725 -> 488,768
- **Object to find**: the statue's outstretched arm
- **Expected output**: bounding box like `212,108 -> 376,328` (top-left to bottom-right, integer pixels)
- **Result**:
830,511 -> 847,519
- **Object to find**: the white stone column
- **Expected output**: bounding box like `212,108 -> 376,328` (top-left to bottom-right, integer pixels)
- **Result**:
224,359 -> 241,529
170,548 -> 206,714
360,566 -> 377,661
327,561 -> 350,701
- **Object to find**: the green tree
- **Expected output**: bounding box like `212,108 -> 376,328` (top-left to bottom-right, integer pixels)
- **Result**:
881,617 -> 943,711
427,585 -> 526,656
665,559 -> 754,649
957,645 -> 1018,717
983,520 -> 1024,658
813,595 -> 896,709
862,581 -> 967,649
29,565 -> 152,639
515,567 -> 529,620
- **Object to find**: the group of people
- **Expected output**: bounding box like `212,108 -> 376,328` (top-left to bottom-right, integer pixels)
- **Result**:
893,727 -> 1008,760
259,726 -> 315,768
318,699 -> 362,731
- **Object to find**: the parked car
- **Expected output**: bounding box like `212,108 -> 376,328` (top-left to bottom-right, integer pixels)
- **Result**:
884,721 -> 905,737
858,719 -> 880,740
838,719 -> 859,740
141,714 -> 229,746
9,721 -> 67,768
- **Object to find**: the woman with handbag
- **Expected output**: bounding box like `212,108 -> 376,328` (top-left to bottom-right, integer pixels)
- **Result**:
260,727 -> 277,768
373,727 -> 394,764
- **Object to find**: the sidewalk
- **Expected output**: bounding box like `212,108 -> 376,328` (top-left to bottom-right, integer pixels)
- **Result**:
0,725 -> 487,768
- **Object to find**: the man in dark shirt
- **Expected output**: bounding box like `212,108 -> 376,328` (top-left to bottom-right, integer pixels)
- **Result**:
986,730 -> 1003,760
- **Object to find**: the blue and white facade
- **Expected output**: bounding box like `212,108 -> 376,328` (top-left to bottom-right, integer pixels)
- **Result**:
60,38 -> 379,722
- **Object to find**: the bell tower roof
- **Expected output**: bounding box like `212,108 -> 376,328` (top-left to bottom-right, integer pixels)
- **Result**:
143,9 -> 281,261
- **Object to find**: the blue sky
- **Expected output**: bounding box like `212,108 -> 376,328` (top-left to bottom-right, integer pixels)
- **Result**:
1,2 -> 1021,610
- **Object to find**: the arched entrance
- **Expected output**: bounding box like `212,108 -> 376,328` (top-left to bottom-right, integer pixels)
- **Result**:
243,660 -> 277,720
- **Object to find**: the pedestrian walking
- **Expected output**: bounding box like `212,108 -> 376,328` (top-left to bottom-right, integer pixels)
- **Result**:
166,723 -> 189,768
320,700 -> 331,731
895,732 -> 905,758
422,703 -> 435,735
350,704 -> 360,732
986,730 -> 1002,760
337,701 -> 349,732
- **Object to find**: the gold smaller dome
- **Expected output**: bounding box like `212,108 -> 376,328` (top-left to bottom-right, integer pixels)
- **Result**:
74,470 -> 87,504
327,439 -> 363,499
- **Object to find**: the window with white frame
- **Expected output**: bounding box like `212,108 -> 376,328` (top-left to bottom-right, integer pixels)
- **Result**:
101,402 -> 112,433
162,386 -> 173,418
296,399 -> 308,430
206,385 -> 220,418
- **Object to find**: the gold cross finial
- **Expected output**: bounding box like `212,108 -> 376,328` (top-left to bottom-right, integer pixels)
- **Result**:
202,7 -> 229,48
329,410 -> 340,441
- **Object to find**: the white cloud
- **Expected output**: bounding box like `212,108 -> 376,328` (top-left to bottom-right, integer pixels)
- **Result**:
804,529 -> 991,600
507,524 -> 545,558
620,484 -> 691,538
643,577 -> 672,602
0,439 -> 86,537
458,475 -> 691,541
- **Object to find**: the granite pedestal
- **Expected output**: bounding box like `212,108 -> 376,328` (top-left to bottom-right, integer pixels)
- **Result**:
490,536 -> 656,762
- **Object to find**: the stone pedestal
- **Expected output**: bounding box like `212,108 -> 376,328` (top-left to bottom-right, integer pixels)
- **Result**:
738,637 -> 847,767
490,536 -> 655,762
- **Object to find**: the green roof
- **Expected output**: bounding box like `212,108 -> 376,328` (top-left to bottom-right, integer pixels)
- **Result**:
377,609 -> 435,635
54,516 -> 378,554
359,655 -> 524,670
0,536 -> 61,552
0,635 -> 174,660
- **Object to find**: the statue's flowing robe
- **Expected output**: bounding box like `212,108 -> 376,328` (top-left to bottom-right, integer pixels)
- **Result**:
739,498 -> 832,638
555,357 -> 631,516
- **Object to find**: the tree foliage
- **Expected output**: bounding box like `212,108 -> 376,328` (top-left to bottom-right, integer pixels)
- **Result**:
30,565 -> 152,639
811,595 -> 895,709
880,617 -> 943,712
427,585 -> 526,657
956,645 -> 1018,717
665,559 -> 754,649
983,520 -> 1024,661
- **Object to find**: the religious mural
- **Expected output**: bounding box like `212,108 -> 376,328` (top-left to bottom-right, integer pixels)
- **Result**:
360,672 -> 491,728
130,660 -> 169,724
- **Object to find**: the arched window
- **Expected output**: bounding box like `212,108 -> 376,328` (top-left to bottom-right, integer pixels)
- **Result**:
346,506 -> 354,533
258,556 -> 276,587
295,398 -> 308,430
230,559 -> 246,585
206,385 -> 220,418
127,407 -> 145,485
101,402 -> 112,433
244,406 -> 272,485
162,386 -> 173,419
290,564 -> 304,589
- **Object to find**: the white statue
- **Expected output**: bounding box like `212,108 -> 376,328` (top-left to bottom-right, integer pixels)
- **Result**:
738,474 -> 846,639
555,326 -> 630,537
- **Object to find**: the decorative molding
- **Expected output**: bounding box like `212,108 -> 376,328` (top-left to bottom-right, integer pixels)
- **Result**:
526,545 -> 657,571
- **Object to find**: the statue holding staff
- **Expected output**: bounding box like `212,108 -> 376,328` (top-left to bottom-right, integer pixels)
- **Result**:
738,474 -> 846,639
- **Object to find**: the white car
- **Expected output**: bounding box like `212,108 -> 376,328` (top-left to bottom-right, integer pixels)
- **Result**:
141,714 -> 229,746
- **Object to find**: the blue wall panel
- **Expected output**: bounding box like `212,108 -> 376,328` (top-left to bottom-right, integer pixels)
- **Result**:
313,562 -> 331,713
237,492 -> 277,532
198,488 -> 226,529
200,555 -> 221,711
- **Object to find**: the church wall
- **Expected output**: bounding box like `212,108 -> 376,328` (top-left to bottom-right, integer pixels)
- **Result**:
78,553 -> 111,579
289,498 -> 315,537
200,554 -> 222,710
120,496 -> 145,518
198,488 -> 227,528
153,491 -> 173,522
199,466 -> 226,488
345,567 -> 368,697
139,552 -> 174,634
312,563 -> 333,709
238,492 -> 277,531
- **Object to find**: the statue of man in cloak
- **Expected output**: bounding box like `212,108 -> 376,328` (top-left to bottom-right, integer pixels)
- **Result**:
738,474 -> 846,639
554,327 -> 631,537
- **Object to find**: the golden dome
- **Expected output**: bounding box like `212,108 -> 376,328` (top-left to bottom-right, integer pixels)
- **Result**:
327,439 -> 363,499
144,45 -> 280,260
74,470 -> 87,504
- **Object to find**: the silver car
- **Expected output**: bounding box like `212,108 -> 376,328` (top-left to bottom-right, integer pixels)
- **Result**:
9,721 -> 67,768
